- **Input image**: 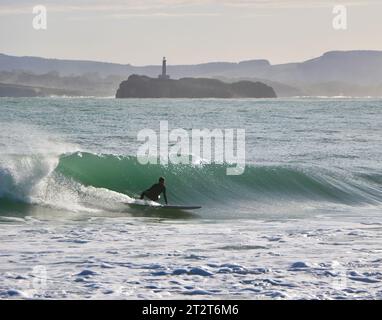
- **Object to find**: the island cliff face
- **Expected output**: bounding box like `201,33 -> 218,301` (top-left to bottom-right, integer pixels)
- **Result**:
116,75 -> 276,98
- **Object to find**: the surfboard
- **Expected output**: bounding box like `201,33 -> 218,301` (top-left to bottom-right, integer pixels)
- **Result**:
127,202 -> 201,211
160,205 -> 202,210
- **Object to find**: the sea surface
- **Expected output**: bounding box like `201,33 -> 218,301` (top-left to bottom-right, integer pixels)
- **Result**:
0,97 -> 381,299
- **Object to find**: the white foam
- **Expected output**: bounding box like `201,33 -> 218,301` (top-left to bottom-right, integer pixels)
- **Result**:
2,217 -> 381,299
0,123 -> 134,213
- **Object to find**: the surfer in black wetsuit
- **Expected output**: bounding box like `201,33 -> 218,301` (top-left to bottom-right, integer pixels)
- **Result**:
140,177 -> 168,204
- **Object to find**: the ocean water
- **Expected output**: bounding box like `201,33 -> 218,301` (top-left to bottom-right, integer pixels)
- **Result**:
0,97 -> 381,299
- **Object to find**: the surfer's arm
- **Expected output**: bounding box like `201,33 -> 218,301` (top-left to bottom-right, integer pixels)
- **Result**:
163,188 -> 168,204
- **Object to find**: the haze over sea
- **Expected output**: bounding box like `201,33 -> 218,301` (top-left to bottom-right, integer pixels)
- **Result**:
0,97 -> 381,299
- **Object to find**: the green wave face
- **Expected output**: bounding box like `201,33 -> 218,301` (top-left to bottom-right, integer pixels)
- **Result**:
55,152 -> 382,207
1,151 -> 381,218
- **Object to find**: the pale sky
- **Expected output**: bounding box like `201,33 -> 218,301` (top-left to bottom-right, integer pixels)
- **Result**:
0,0 -> 381,65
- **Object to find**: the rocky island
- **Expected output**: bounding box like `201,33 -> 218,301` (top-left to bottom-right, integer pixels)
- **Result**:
116,57 -> 276,99
116,74 -> 276,98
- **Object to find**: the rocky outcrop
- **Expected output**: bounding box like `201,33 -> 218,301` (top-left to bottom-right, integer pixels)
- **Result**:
116,75 -> 277,98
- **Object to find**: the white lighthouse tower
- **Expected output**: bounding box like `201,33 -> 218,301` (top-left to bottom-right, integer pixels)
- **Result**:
158,57 -> 170,79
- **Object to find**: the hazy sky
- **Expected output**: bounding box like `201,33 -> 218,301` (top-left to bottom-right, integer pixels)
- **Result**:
0,0 -> 381,65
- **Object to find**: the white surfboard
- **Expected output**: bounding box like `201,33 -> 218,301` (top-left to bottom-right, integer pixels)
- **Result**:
127,202 -> 201,211
160,205 -> 202,210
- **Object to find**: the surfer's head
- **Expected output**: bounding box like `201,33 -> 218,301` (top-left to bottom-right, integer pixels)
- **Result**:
159,177 -> 165,185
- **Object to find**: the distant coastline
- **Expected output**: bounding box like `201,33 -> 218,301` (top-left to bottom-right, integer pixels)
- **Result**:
0,82 -> 80,97
1,51 -> 382,97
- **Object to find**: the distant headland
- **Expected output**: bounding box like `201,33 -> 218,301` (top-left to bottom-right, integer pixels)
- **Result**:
116,58 -> 276,99
2,51 -> 382,97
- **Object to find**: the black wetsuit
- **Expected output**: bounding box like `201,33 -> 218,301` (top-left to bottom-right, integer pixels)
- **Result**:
140,183 -> 168,204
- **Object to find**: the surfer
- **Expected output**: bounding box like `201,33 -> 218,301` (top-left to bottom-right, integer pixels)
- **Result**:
140,177 -> 168,204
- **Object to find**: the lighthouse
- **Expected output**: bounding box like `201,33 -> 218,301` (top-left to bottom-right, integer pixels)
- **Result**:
158,57 -> 170,79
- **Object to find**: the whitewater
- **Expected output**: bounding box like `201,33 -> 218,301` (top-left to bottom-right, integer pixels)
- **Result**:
0,97 -> 381,299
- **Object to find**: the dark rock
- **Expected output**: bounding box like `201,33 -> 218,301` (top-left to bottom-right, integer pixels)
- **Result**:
116,75 -> 277,99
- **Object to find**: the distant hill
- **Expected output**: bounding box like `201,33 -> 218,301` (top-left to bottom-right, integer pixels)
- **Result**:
116,75 -> 276,99
1,50 -> 382,97
260,51 -> 382,87
0,53 -> 134,77
0,70 -> 124,97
